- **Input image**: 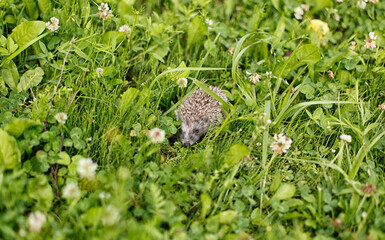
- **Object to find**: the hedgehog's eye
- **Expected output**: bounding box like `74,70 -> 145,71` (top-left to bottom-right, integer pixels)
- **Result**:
193,128 -> 200,134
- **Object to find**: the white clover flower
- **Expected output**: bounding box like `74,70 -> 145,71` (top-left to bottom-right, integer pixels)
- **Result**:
99,192 -> 111,199
177,77 -> 188,88
340,134 -> 352,143
46,17 -> 60,32
55,112 -> 68,124
27,211 -> 46,233
148,128 -> 166,143
62,182 -> 81,199
18,228 -> 27,237
369,32 -> 377,40
250,73 -> 261,83
327,70 -> 334,79
356,0 -> 367,9
334,14 -> 340,21
205,18 -> 213,26
119,25 -> 131,37
364,39 -> 376,49
301,4 -> 310,11
77,158 -> 98,179
348,41 -> 356,50
96,68 -> 104,78
98,2 -> 113,20
379,103 -> 385,110
228,46 -> 235,55
206,18 -> 213,30
270,133 -> 292,154
102,205 -> 120,226
294,7 -> 304,20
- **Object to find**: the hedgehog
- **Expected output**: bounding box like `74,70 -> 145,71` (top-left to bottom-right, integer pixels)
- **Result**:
175,86 -> 228,146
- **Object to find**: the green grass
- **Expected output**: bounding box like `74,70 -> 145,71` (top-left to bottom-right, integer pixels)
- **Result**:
1,0 -> 385,239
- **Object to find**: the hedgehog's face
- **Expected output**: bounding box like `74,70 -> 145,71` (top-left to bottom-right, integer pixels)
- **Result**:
180,117 -> 210,146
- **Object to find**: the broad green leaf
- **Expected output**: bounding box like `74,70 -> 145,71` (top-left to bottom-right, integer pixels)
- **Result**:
219,210 -> 237,224
187,16 -> 207,47
37,0 -> 51,14
0,35 -> 6,46
337,70 -> 351,84
119,88 -> 140,115
118,0 -> 136,16
17,67 -> 44,92
273,183 -> 296,200
5,118 -> 41,137
22,0 -> 39,19
81,207 -> 103,226
150,41 -> 170,63
1,60 -> 19,91
7,37 -> 18,54
10,21 -> 46,47
271,0 -> 280,11
292,44 -> 321,69
57,151 -> 71,165
0,129 -> 21,170
313,0 -> 332,12
224,143 -> 250,167
27,174 -> 53,211
273,16 -> 285,46
70,127 -> 83,139
200,193 -> 212,219
102,31 -> 126,49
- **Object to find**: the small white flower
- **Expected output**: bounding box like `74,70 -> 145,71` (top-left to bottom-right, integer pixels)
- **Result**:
364,39 -> 376,49
266,71 -> 272,77
55,112 -> 68,124
327,70 -> 334,79
46,17 -> 60,32
340,134 -> 352,143
27,211 -> 46,233
266,119 -> 272,124
148,128 -> 166,143
348,41 -> 356,50
301,4 -> 309,11
19,228 -> 27,237
62,182 -> 81,199
256,142 -> 262,146
379,103 -> 385,110
294,7 -> 304,20
206,18 -> 213,30
331,149 -> 336,153
177,77 -> 188,88
119,25 -> 131,37
369,0 -> 378,3
98,3 -> 113,20
369,32 -> 377,40
88,137 -> 92,142
361,211 -> 367,218
102,205 -> 120,226
334,13 -> 340,21
96,68 -> 104,78
205,18 -> 213,26
99,192 -> 111,199
270,133 -> 292,154
249,73 -> 261,83
77,158 -> 98,179
356,0 -> 367,9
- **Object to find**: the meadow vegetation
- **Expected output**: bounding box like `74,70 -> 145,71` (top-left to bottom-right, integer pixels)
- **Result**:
1,0 -> 385,239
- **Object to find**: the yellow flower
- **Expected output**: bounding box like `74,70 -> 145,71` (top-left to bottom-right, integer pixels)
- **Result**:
308,20 -> 330,40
